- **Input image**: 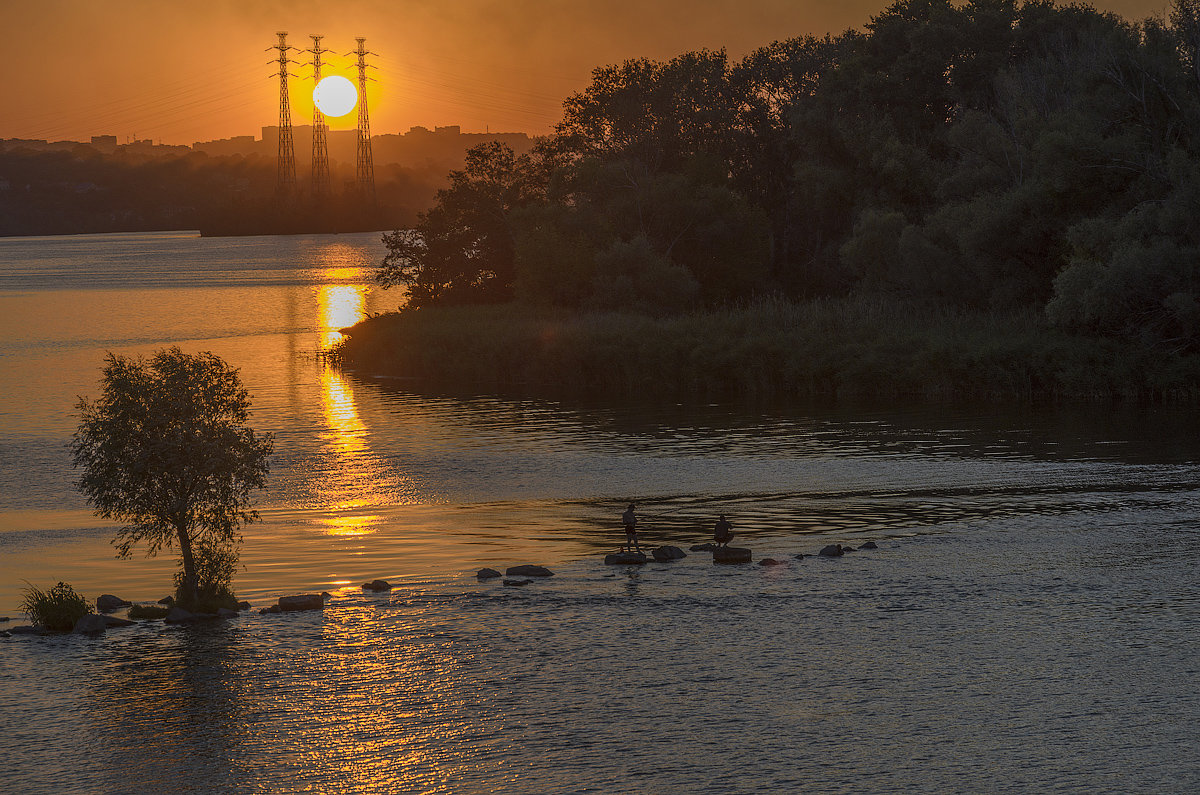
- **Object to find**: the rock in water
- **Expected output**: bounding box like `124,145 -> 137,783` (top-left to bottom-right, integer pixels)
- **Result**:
604,551 -> 648,565
362,579 -> 392,592
713,547 -> 753,564
95,594 -> 131,612
503,579 -> 532,587
819,544 -> 844,557
758,558 -> 785,566
652,546 -> 687,562
476,568 -> 503,579
164,607 -> 198,624
73,614 -> 108,634
505,565 -> 553,577
860,541 -> 879,550
690,543 -> 717,552
278,594 -> 324,612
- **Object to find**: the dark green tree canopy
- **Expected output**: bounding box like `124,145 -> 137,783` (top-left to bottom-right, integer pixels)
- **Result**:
377,0 -> 1200,349
71,348 -> 274,602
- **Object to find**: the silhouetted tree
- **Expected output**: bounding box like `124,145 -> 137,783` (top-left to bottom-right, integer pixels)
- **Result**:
71,348 -> 273,607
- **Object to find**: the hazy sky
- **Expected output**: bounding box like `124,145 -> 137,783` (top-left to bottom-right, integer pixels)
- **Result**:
1,0 -> 1173,145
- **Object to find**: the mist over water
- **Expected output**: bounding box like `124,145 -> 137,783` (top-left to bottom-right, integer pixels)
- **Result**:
1,232 -> 1197,793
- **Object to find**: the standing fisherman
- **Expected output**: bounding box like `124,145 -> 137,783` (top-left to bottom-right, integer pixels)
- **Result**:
713,514 -> 734,547
622,503 -> 642,552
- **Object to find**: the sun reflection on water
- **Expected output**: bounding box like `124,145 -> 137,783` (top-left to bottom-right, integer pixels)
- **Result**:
318,284 -> 365,349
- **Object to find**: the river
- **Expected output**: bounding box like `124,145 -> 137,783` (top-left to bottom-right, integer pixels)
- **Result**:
1,231 -> 1197,793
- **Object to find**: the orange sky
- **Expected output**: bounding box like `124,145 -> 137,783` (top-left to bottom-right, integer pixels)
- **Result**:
1,0 -> 1173,146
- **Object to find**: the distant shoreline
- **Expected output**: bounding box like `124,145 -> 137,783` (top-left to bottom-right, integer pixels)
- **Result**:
331,295 -> 1200,402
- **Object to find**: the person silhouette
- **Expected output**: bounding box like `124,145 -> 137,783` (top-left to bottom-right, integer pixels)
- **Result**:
713,514 -> 734,547
622,503 -> 641,552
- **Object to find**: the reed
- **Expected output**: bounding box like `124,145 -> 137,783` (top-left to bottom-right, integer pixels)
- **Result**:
331,295 -> 1200,401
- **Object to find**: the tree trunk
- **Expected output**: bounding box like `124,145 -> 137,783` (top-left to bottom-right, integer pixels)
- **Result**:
176,520 -> 198,606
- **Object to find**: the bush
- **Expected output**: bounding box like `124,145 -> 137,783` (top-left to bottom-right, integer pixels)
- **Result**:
128,604 -> 170,620
20,581 -> 93,631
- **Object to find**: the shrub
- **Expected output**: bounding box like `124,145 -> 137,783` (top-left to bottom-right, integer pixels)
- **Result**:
128,604 -> 170,620
20,581 -> 93,631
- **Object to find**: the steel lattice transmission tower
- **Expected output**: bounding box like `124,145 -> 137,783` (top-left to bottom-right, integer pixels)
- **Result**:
270,32 -> 298,198
352,37 -> 377,200
307,34 -> 331,199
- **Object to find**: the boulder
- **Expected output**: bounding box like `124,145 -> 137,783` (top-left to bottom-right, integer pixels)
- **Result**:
95,594 -> 131,612
237,601 -> 252,610
758,558 -> 785,566
278,594 -> 324,612
102,616 -> 135,628
73,614 -> 108,634
818,544 -> 844,557
217,608 -> 239,619
860,541 -> 879,550
164,607 -> 197,624
157,596 -> 175,606
652,546 -> 687,562
476,567 -> 503,579
362,579 -> 392,592
713,547 -> 753,564
842,546 -> 857,552
604,551 -> 648,565
9,625 -> 46,635
690,543 -> 718,552
505,565 -> 553,577
259,605 -> 282,615
503,578 -> 532,587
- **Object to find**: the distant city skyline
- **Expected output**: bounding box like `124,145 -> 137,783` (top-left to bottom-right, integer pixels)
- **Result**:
1,0 -> 1169,146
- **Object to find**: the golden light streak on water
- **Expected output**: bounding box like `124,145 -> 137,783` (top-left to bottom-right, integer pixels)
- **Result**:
318,284 -> 366,349
318,513 -> 383,537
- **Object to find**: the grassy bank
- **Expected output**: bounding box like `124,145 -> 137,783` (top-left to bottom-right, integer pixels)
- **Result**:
330,296 -> 1200,401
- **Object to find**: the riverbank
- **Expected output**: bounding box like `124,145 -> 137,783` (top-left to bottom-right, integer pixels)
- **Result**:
331,295 -> 1200,401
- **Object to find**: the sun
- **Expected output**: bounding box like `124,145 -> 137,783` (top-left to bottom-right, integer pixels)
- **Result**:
313,75 -> 358,117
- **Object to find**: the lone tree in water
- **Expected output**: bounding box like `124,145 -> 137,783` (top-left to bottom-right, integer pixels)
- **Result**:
71,348 -> 274,607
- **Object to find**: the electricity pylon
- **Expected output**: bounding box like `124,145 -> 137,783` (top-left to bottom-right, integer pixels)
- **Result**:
307,34 -> 331,199
269,32 -> 297,198
351,37 -> 376,200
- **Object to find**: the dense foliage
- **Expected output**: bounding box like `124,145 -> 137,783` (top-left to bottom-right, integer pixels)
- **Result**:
71,348 -> 274,607
379,0 -> 1200,351
20,581 -> 93,632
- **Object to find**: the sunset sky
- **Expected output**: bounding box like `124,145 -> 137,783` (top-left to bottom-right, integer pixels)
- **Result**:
2,0 -> 1173,146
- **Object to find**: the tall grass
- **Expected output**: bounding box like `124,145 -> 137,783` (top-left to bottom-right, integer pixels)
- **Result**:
20,581 -> 93,631
330,295 -> 1200,401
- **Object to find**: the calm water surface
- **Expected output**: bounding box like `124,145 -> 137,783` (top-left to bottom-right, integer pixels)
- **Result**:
1,232 -> 1197,793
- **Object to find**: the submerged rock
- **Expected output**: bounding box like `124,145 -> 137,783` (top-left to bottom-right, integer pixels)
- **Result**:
259,605 -> 282,615
652,546 -> 687,562
713,547 -> 753,564
758,558 -> 785,566
860,541 -> 879,550
503,578 -> 532,587
476,568 -> 503,579
690,543 -> 718,552
96,594 -> 131,612
362,579 -> 392,592
278,594 -> 324,612
506,565 -> 553,578
73,614 -> 108,634
819,544 -> 844,557
604,551 -> 648,565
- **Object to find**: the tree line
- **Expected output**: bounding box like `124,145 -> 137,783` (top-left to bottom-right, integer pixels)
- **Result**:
378,0 -> 1200,352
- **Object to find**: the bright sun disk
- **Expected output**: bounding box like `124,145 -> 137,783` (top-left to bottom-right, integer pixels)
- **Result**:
313,75 -> 358,117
